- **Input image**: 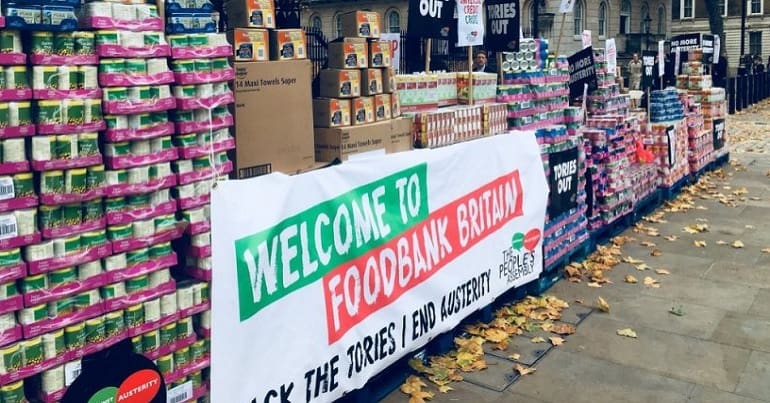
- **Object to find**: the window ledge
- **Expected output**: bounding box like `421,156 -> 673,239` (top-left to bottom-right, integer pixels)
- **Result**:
573,35 -> 582,40
599,35 -> 606,40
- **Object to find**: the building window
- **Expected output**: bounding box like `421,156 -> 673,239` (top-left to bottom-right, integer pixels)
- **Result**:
718,0 -> 728,16
658,5 -> 666,34
334,13 -> 343,38
310,14 -> 321,30
573,1 -> 583,36
528,1 -> 537,36
750,0 -> 762,14
598,2 -> 607,37
620,0 -> 631,34
682,0 -> 694,18
640,3 -> 649,33
750,31 -> 762,56
387,10 -> 400,33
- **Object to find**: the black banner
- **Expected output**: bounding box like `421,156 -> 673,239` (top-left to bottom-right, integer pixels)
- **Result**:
642,50 -> 656,90
713,118 -> 725,150
666,125 -> 676,167
568,47 -> 598,99
670,33 -> 700,54
407,0 -> 456,38
548,147 -> 579,217
485,0 -> 520,51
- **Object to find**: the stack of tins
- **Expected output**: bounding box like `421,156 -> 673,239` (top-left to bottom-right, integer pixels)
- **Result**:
625,112 -> 661,204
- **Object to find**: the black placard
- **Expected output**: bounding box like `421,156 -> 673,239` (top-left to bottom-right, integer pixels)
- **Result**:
670,33 -> 701,54
666,125 -> 676,168
407,0 -> 457,38
701,34 -> 715,64
642,50 -> 656,90
713,118 -> 725,150
548,147 -> 579,217
485,0 -> 520,51
568,47 -> 598,99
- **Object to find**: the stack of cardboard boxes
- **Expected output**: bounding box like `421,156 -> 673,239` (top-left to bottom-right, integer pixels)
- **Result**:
313,11 -> 412,162
224,0 -> 316,177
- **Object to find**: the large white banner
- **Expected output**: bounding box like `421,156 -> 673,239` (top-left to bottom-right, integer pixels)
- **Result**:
457,0 -> 485,47
606,38 -> 617,75
211,133 -> 549,402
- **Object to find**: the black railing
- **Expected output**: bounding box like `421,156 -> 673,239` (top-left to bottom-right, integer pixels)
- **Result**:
727,70 -> 770,113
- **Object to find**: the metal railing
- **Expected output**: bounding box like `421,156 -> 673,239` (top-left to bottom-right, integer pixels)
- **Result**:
727,71 -> 770,113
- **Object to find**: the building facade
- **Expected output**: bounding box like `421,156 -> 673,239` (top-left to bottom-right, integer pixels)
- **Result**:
669,0 -> 770,71
302,0 -> 668,57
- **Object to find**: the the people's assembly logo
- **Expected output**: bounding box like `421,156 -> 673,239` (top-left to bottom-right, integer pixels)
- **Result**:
499,228 -> 541,284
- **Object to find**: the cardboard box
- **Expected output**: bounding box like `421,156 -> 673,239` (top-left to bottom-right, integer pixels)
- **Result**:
391,91 -> 401,117
269,29 -> 307,60
340,11 -> 381,38
328,39 -> 368,69
389,117 -> 414,153
319,69 -> 360,98
224,0 -> 276,29
382,67 -> 395,93
315,121 -> 390,161
228,28 -> 269,62
233,60 -> 315,177
313,98 -> 351,128
374,94 -> 391,121
362,68 -> 383,96
352,97 -> 375,125
369,41 -> 391,67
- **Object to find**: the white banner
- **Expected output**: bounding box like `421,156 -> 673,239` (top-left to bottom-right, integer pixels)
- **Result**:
658,40 -> 665,77
211,133 -> 549,402
457,0 -> 485,47
379,33 -> 401,74
559,0 -> 575,13
582,30 -> 592,49
606,38 -> 617,75
674,48 -> 681,76
714,35 -> 721,64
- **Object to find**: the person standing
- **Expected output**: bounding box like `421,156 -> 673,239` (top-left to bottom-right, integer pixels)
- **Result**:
473,50 -> 491,72
627,53 -> 642,90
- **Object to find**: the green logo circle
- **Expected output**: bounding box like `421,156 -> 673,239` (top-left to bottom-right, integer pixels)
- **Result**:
511,232 -> 525,250
87,386 -> 118,403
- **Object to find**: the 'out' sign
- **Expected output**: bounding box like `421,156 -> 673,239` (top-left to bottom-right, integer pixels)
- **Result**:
547,147 -> 579,217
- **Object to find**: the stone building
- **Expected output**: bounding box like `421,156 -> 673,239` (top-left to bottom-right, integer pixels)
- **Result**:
669,0 -> 770,71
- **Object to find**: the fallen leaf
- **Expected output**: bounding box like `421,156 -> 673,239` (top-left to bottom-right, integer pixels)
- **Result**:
644,276 -> 661,288
762,248 -> 770,254
548,323 -> 576,335
716,240 -> 728,245
651,249 -> 663,257
508,353 -> 521,361
597,296 -> 610,313
624,274 -> 638,283
530,336 -> 546,343
616,328 -> 638,338
694,240 -> 707,248
587,282 -> 602,288
514,364 -> 536,376
655,268 -> 671,275
683,226 -> 699,234
409,390 -> 435,403
664,235 -> 679,241
746,224 -> 756,229
634,263 -> 651,271
437,385 -> 453,394
641,241 -> 657,248
483,328 -> 509,344
622,256 -> 644,264
549,336 -> 565,346
401,375 -> 428,395
575,299 -> 584,304
732,240 -> 745,249
669,305 -> 685,316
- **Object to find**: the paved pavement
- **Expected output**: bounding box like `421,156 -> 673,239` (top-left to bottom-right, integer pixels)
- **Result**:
384,106 -> 770,403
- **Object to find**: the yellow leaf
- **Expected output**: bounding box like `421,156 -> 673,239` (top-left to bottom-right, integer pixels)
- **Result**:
484,328 -> 509,344
508,353 -> 521,361
514,364 -> 536,375
616,328 -> 638,338
587,282 -> 602,288
655,268 -> 671,275
634,263 -> 651,271
641,241 -> 657,247
644,276 -> 661,288
623,256 -> 644,264
409,390 -> 435,403
664,235 -> 679,241
694,240 -> 707,248
597,296 -> 610,313
683,226 -> 699,234
530,336 -> 546,343
762,248 -> 770,254
624,274 -> 638,283
732,240 -> 745,249
401,375 -> 427,395
651,249 -> 663,257
437,385 -> 453,394
746,225 -> 756,229
549,336 -> 565,346
716,240 -> 728,245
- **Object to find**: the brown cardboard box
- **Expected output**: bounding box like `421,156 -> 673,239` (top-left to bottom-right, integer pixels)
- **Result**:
233,60 -> 315,177
389,117 -> 414,153
228,29 -> 269,62
269,29 -> 307,60
315,121 -> 390,161
224,0 -> 276,29
374,94 -> 391,121
328,39 -> 368,69
313,98 -> 351,128
362,68 -> 383,96
340,11 -> 381,38
391,91 -> 401,117
352,97 -> 375,125
319,69 -> 360,98
382,67 -> 395,93
369,41 -> 391,67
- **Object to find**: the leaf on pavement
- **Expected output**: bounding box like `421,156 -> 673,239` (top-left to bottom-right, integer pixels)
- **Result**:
549,336 -> 565,346
530,336 -> 546,343
732,240 -> 745,249
762,248 -> 770,254
514,364 -> 536,375
409,391 -> 435,403
641,241 -> 657,248
694,240 -> 707,248
624,274 -> 638,283
746,224 -> 756,229
616,328 -> 638,338
644,276 -> 661,288
401,375 -> 428,395
587,282 -> 602,288
651,249 -> 663,257
716,240 -> 728,245
655,268 -> 671,275
484,328 -> 509,344
623,256 -> 644,264
437,385 -> 453,394
549,323 -> 576,335
508,353 -> 521,361
634,263 -> 651,271
664,235 -> 679,241
597,296 -> 610,313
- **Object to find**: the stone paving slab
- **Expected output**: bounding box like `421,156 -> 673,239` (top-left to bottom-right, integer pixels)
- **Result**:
711,313 -> 770,353
686,385 -> 767,403
735,350 -> 770,401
